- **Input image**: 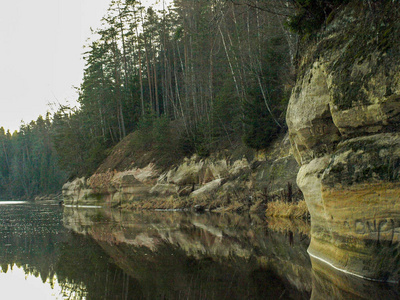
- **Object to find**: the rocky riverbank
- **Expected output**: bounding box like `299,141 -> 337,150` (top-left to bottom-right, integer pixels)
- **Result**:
62,134 -> 302,214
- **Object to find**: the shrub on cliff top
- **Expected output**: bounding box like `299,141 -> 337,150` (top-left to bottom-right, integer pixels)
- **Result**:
287,0 -> 350,34
129,114 -> 186,169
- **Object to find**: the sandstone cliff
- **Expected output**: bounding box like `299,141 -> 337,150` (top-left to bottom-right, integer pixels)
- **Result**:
286,1 -> 400,281
62,133 -> 300,211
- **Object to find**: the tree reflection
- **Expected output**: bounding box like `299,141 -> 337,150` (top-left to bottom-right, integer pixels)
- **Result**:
56,232 -> 143,299
1,203 -> 399,299
63,208 -> 313,299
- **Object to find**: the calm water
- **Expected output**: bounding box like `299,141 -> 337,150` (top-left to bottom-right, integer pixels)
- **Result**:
0,202 -> 398,299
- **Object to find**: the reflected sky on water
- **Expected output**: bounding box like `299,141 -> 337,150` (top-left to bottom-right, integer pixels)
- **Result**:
0,264 -> 68,299
0,201 -> 27,205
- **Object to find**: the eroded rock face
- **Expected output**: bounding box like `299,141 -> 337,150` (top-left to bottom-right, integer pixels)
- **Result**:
62,177 -> 100,206
287,2 -> 400,281
287,62 -> 342,165
62,137 -> 300,208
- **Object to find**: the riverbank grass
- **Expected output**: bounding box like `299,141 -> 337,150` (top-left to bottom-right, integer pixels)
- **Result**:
265,200 -> 309,219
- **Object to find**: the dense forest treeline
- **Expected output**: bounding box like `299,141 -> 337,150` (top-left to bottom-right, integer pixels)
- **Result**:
56,0 -> 297,175
0,117 -> 67,199
0,0 -> 346,199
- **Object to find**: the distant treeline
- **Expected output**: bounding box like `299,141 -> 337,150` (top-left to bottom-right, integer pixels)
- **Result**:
0,117 -> 67,199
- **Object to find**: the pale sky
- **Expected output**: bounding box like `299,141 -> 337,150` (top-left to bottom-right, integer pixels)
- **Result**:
0,0 -> 168,132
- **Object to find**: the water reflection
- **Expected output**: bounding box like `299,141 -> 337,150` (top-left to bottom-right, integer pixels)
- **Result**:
0,203 -> 399,299
311,257 -> 400,299
64,207 -> 400,299
0,203 -> 136,299
0,264 -> 64,299
64,208 -> 313,299
0,201 -> 27,205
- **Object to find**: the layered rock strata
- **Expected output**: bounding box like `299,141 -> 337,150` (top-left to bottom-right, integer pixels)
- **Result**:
62,134 -> 299,208
286,2 -> 400,281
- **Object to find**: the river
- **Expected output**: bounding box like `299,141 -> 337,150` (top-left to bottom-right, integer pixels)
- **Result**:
0,202 -> 398,299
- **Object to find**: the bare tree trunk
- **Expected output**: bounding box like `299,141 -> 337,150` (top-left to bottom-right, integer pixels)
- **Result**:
1,141 -> 10,170
172,43 -> 189,135
218,25 -> 241,99
256,75 -> 282,127
162,0 -> 168,116
153,51 -> 160,116
138,42 -> 145,116
99,64 -> 107,140
176,40 -> 187,113
140,8 -> 154,111
117,2 -> 130,92
189,35 -> 198,123
169,48 -> 178,119
246,5 -> 282,128
112,40 -> 127,139
209,44 -> 214,114
231,4 -> 248,101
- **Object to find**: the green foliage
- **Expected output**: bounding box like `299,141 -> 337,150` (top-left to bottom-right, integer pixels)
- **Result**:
0,116 -> 68,199
131,110 -> 157,151
191,123 -> 212,158
52,108 -> 107,178
128,114 -> 187,168
242,96 -> 280,150
131,112 -> 171,152
1,0 -> 296,187
211,80 -> 242,142
287,0 -> 349,34
152,115 -> 171,152
85,138 -> 108,176
178,132 -> 196,157
240,35 -> 289,150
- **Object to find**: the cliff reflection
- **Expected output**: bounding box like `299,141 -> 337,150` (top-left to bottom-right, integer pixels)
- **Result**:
310,256 -> 400,300
63,207 -> 400,299
64,208 -> 312,299
2,203 -> 397,299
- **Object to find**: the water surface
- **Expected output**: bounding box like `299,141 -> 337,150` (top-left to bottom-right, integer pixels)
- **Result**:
0,202 -> 398,299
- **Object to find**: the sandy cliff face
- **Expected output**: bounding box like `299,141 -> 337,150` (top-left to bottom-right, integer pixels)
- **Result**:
286,2 -> 400,281
62,134 -> 300,209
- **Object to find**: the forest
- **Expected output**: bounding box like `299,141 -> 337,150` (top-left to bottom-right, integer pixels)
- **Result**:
0,0 -> 341,199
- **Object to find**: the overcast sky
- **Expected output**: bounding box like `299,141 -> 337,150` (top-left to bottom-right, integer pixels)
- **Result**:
0,0 -> 166,132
